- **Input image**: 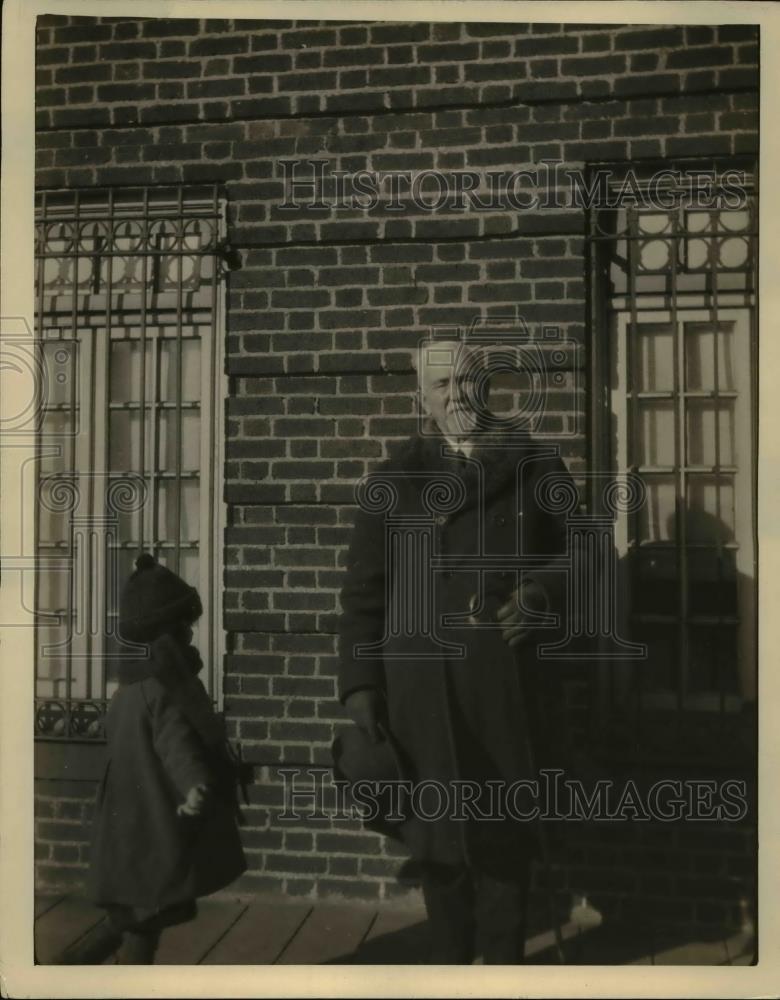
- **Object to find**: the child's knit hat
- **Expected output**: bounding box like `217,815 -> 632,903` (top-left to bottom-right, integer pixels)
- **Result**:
118,552 -> 203,643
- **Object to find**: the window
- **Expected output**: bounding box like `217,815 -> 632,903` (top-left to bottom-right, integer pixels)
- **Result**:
589,166 -> 757,757
34,187 -> 227,740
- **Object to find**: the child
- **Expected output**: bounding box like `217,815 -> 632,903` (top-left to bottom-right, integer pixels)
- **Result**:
65,553 -> 246,964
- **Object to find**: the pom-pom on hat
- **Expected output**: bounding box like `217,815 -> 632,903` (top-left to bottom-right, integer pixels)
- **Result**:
118,552 -> 203,643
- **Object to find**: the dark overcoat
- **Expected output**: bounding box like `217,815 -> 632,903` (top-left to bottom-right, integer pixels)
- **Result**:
87,654 -> 246,915
338,426 -> 574,869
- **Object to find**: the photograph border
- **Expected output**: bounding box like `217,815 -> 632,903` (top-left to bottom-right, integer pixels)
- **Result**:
2,1 -> 778,996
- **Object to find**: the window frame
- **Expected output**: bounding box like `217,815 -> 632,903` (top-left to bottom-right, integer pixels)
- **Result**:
33,185 -> 229,744
585,159 -> 758,762
609,306 -> 755,713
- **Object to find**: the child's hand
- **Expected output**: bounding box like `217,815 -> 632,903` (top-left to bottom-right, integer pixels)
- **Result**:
177,783 -> 210,817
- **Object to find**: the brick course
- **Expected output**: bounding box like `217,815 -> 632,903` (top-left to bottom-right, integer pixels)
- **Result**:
34,15 -> 758,934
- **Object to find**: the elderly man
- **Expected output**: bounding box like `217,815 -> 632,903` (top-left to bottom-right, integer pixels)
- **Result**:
337,339 -> 574,964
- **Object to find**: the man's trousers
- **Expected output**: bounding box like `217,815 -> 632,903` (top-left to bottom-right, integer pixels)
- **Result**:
420,857 -> 532,964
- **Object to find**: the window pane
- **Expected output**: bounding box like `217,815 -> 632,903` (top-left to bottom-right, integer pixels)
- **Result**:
684,321 -> 736,391
110,339 -> 152,402
37,567 -> 70,612
686,399 -> 736,467
630,546 -> 677,615
158,479 -> 200,542
39,412 -> 76,475
37,473 -> 82,544
159,409 -> 201,471
636,400 -> 675,467
109,408 -> 149,472
36,623 -> 67,686
159,338 -> 201,401
37,622 -> 90,699
687,546 -> 738,617
114,490 -> 153,541
110,407 -> 200,473
175,546 -> 200,588
634,323 -> 674,391
686,475 -> 735,538
41,408 -> 75,436
636,475 -> 676,542
110,334 -> 201,403
38,508 -> 68,545
105,547 -> 138,620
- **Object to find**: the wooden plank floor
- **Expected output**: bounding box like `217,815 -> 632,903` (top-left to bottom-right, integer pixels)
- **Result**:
276,902 -> 377,964
34,893 -> 755,966
35,894 -> 64,920
352,906 -> 428,964
202,899 -> 312,965
156,900 -> 247,965
35,898 -> 107,965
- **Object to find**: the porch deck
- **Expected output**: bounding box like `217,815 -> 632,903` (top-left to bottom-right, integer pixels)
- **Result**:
34,892 -> 756,966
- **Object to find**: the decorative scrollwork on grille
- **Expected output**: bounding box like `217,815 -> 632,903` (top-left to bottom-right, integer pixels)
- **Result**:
35,699 -> 68,737
35,213 -> 218,294
35,699 -> 107,740
70,701 -> 106,739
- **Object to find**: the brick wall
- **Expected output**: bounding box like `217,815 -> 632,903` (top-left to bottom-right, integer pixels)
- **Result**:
34,16 -> 758,933
34,780 -> 98,891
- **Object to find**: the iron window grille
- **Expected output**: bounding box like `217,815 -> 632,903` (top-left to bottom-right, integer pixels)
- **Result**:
587,162 -> 758,762
33,186 -> 228,741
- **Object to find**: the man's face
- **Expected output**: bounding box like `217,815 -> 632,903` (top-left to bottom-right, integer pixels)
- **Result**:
418,342 -> 489,440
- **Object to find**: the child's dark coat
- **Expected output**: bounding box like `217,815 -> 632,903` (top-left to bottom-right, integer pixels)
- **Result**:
87,649 -> 246,914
